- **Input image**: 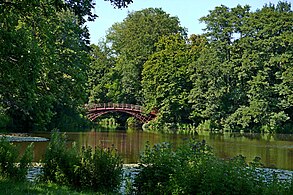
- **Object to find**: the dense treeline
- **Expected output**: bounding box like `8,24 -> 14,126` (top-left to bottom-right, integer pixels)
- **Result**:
88,8 -> 186,104
1,1 -> 292,134
88,2 -> 293,133
0,0 -> 131,132
192,2 -> 293,133
0,0 -> 97,131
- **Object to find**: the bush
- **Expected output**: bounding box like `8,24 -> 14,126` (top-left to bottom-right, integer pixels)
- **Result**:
41,131 -> 123,193
132,139 -> 292,194
41,131 -> 79,185
74,146 -> 123,192
133,140 -> 213,194
133,142 -> 178,194
126,117 -> 141,128
0,137 -> 33,181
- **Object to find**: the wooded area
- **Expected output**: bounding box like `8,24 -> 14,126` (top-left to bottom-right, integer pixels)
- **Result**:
88,2 -> 293,133
1,1 -> 292,133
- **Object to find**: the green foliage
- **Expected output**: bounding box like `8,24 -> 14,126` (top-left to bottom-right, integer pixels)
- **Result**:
0,177 -> 94,195
41,131 -> 123,193
74,146 -> 123,192
142,34 -> 193,125
188,47 -> 226,129
0,138 -> 33,181
189,2 -> 293,133
105,0 -> 134,8
263,174 -> 293,195
97,117 -> 119,129
41,131 -> 79,185
196,120 -> 216,131
126,117 -> 141,128
133,142 -> 178,194
88,8 -> 186,105
87,44 -> 115,103
0,1 -> 93,131
176,123 -> 197,135
133,140 -> 213,194
0,107 -> 10,131
131,140 -> 292,194
88,2 -> 293,134
1,1 -> 292,134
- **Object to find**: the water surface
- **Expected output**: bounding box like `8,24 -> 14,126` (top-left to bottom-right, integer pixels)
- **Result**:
17,130 -> 293,170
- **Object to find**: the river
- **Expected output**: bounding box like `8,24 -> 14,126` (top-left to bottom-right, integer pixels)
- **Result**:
16,129 -> 293,170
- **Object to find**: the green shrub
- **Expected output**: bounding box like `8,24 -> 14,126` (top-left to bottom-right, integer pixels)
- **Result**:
0,137 -> 33,181
133,142 -> 178,194
191,155 -> 265,195
41,131 -> 123,193
133,140 -> 213,194
41,131 -> 79,185
126,117 -> 140,127
74,146 -> 123,192
0,107 -> 10,131
132,140 -> 292,194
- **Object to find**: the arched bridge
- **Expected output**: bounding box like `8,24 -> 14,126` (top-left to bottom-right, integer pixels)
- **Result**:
85,103 -> 157,123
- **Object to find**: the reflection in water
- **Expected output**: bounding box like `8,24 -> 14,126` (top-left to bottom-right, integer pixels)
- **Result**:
67,129 -> 185,163
16,130 -> 293,170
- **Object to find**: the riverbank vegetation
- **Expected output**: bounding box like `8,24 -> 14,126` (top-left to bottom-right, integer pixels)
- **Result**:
0,179 -> 87,195
130,140 -> 293,194
0,131 -> 123,194
40,131 -> 123,193
1,1 -> 293,134
0,133 -> 292,194
0,138 -> 32,181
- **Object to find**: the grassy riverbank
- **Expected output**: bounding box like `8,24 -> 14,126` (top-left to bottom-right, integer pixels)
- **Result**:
0,178 -> 122,194
0,178 -> 84,195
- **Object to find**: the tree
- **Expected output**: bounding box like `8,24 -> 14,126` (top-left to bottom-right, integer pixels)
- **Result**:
228,2 -> 293,133
200,4 -> 251,61
105,0 -> 133,8
87,43 -> 116,103
0,1 -> 93,131
191,2 -> 293,133
188,47 -> 227,129
101,8 -> 186,104
142,34 -> 193,124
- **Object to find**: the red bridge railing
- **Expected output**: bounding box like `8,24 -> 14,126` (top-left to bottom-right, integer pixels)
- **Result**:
85,103 -> 144,112
85,103 -> 156,123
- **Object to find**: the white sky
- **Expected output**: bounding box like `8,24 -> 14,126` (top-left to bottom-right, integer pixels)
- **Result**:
86,0 -> 291,44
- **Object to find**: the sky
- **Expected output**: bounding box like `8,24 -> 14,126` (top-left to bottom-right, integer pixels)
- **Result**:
86,0 -> 290,44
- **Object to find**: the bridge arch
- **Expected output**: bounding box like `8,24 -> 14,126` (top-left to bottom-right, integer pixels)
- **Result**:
85,103 -> 156,123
